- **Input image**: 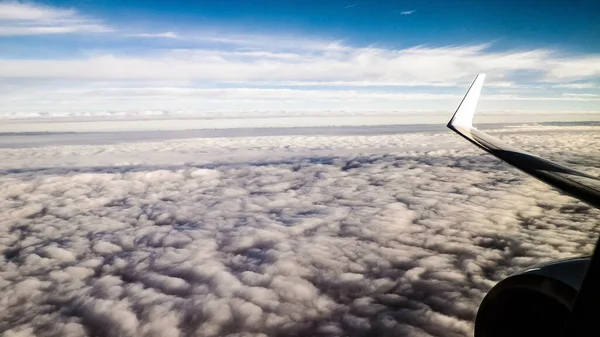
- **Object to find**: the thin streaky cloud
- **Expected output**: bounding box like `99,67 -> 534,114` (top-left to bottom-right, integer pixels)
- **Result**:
126,32 -> 180,39
345,4 -> 358,9
0,25 -> 111,36
562,93 -> 599,98
400,10 -> 416,15
553,83 -> 598,89
1,43 -> 599,84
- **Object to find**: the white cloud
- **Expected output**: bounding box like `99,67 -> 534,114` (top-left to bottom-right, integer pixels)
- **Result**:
126,32 -> 179,39
545,56 -> 600,80
553,82 -> 598,89
175,32 -> 349,53
0,2 -> 111,36
1,82 -> 600,115
400,10 -> 416,15
0,24 -> 109,35
0,2 -> 74,20
562,93 -> 599,99
0,127 -> 598,336
2,86 -> 462,101
1,4 -> 599,113
1,44 -> 599,85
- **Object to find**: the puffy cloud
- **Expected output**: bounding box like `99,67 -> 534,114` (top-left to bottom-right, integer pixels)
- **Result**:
0,126 -> 598,336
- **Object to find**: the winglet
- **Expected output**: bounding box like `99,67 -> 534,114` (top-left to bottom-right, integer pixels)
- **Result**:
447,74 -> 486,130
445,73 -> 600,210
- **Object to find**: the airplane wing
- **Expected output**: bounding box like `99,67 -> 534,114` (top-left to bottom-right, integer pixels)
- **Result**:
447,74 -> 600,209
448,75 -> 600,337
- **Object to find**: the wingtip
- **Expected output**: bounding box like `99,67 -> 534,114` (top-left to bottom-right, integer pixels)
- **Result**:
447,74 -> 486,130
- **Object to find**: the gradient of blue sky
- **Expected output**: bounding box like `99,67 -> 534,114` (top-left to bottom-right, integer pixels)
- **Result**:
0,0 -> 599,114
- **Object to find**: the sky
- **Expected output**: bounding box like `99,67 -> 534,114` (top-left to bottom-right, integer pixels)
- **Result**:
0,0 -> 599,115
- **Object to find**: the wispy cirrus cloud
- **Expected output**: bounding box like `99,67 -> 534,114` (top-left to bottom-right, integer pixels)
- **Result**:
126,32 -> 180,39
552,82 -> 598,89
400,10 -> 416,15
1,44 -> 599,84
0,1 -> 111,36
562,93 -> 599,99
1,42 -> 600,112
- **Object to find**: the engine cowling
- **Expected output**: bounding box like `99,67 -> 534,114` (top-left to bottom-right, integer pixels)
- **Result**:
474,256 -> 589,337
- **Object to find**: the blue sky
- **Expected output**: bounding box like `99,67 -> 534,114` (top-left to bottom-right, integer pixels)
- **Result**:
34,0 -> 600,52
0,0 -> 599,115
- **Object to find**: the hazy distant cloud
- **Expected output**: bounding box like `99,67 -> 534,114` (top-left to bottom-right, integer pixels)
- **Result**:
553,82 -> 598,89
344,3 -> 358,9
0,2 -> 111,36
562,93 -> 599,99
400,10 -> 416,15
0,128 -> 598,336
2,85 -> 600,116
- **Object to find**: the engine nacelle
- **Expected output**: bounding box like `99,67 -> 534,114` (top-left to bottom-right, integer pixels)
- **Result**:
474,256 -> 590,337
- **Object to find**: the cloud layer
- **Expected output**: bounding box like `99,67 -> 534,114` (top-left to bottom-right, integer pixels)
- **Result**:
2,44 -> 600,84
0,128 -> 598,336
1,42 -> 599,112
